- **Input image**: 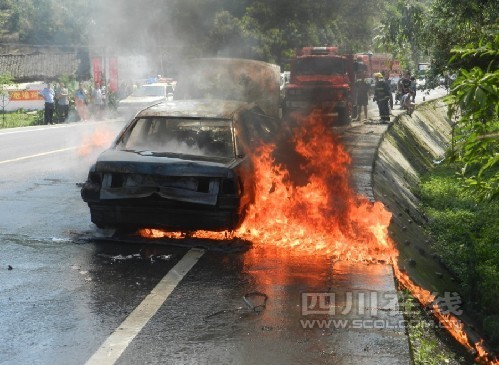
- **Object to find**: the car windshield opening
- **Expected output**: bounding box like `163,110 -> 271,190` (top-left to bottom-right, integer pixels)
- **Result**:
119,117 -> 235,159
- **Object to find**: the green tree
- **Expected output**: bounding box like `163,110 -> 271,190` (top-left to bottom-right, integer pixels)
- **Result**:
446,32 -> 499,201
207,0 -> 385,65
376,0 -> 497,76
374,0 -> 428,71
10,0 -> 90,45
424,0 -> 497,75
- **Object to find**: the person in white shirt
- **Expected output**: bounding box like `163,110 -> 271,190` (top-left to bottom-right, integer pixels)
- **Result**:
39,83 -> 55,125
92,83 -> 105,120
56,83 -> 70,123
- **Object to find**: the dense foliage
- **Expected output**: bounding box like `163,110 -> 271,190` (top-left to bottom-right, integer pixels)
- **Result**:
377,0 -> 498,77
419,165 -> 499,348
0,0 -> 90,45
446,34 -> 499,202
0,109 -> 41,128
421,33 -> 499,347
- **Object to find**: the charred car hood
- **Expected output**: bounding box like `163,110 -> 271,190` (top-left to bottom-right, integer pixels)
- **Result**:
94,149 -> 241,177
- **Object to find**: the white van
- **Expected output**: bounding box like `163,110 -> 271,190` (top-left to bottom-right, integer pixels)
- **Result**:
117,83 -> 174,117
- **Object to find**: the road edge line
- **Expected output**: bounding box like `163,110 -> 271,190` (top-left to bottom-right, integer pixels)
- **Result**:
84,248 -> 205,365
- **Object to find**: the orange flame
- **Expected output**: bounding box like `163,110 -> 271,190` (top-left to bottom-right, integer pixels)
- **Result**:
235,111 -> 396,262
78,127 -> 115,156
393,264 -> 498,364
393,264 -> 472,349
137,110 -> 497,364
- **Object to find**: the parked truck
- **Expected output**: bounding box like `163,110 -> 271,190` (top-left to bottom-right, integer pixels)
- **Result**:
173,58 -> 281,120
355,53 -> 402,79
283,47 -> 365,126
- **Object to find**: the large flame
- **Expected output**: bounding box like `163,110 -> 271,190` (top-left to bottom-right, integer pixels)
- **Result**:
236,111 -> 395,262
136,111 -> 497,364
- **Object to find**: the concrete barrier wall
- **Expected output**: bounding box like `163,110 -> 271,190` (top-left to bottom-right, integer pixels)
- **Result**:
373,99 -> 457,292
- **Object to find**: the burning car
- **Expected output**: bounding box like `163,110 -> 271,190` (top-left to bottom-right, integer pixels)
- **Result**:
81,99 -> 276,232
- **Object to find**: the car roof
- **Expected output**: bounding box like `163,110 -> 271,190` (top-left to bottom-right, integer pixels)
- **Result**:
135,99 -> 256,119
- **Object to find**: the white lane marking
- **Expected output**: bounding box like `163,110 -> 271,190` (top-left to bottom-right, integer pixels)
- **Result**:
85,248 -> 205,365
0,123 -> 77,136
0,120 -> 119,137
0,146 -> 83,165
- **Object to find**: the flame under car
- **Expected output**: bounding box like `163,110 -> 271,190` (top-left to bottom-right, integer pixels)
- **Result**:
81,100 -> 275,232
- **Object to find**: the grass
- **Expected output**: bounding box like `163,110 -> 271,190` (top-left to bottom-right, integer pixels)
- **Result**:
418,163 -> 499,351
0,109 -> 43,128
401,290 -> 473,365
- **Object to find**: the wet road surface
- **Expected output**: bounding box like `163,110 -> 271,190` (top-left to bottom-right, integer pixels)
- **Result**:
0,110 -> 418,364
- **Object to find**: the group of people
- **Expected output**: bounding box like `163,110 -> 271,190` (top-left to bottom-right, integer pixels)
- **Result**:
353,70 -> 416,124
73,82 -> 107,122
38,82 -> 107,125
396,71 -> 417,108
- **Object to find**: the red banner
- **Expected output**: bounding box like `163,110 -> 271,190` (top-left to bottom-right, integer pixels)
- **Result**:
8,90 -> 43,101
92,57 -> 102,86
108,57 -> 118,93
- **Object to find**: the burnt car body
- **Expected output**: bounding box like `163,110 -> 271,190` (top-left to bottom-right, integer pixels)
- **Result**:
81,99 -> 275,232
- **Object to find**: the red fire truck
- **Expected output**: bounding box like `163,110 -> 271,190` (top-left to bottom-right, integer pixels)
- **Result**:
355,53 -> 402,79
283,47 -> 365,126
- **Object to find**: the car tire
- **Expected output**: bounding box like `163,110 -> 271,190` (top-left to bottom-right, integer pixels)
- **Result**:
335,106 -> 351,126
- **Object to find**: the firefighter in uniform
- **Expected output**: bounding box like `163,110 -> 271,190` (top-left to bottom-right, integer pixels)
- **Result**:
373,73 -> 391,123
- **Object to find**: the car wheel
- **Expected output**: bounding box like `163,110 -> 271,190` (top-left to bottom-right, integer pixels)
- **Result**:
335,106 -> 351,126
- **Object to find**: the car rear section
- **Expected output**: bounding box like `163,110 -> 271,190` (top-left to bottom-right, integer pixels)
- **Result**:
81,154 -> 252,231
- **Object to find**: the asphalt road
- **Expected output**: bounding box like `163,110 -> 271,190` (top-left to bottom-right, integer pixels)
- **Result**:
0,114 -> 412,364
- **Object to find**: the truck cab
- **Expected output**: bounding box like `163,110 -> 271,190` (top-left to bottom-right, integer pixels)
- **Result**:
283,47 -> 355,126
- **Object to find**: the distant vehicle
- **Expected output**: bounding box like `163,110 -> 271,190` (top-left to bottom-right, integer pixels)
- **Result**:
283,46 -> 365,126
417,62 -> 431,73
355,53 -> 402,79
117,83 -> 174,117
417,62 -> 431,88
81,99 -> 277,232
173,58 -> 281,119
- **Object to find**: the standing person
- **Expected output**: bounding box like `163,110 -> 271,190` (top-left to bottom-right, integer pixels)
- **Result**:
399,71 -> 413,109
410,76 -> 417,102
92,83 -> 105,120
56,83 -> 70,123
373,73 -> 391,123
382,70 -> 393,111
74,83 -> 89,121
395,73 -> 403,105
38,83 -> 55,125
354,73 -> 370,121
